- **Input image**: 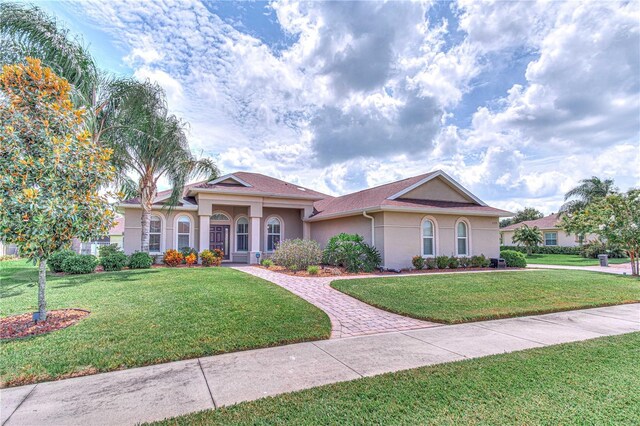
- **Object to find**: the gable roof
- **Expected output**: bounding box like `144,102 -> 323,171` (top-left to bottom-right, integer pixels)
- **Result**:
501,213 -> 561,231
191,172 -> 330,200
120,180 -> 204,207
310,171 -> 511,220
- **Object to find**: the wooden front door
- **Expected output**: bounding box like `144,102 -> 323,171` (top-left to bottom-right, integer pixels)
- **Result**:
209,225 -> 230,260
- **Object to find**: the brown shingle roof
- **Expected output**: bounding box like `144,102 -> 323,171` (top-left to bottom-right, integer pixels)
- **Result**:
501,213 -> 560,231
192,172 -> 330,200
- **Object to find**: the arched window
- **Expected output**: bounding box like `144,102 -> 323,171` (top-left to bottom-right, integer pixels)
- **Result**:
456,221 -> 468,256
176,216 -> 191,250
422,219 -> 435,257
236,217 -> 249,252
266,217 -> 281,252
149,215 -> 162,253
211,212 -> 230,221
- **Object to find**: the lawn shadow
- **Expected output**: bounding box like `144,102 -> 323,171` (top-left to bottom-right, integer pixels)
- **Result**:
51,269 -> 162,289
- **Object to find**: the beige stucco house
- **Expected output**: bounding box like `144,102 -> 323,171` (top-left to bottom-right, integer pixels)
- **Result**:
501,213 -> 593,247
119,170 -> 511,269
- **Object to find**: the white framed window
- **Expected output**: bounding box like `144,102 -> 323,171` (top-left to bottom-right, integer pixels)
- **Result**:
149,215 -> 162,253
236,217 -> 249,252
266,216 -> 282,252
176,216 -> 191,250
422,218 -> 435,257
456,220 -> 469,256
544,232 -> 558,246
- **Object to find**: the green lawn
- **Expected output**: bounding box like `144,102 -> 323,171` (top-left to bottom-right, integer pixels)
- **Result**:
152,333 -> 640,425
0,260 -> 330,387
331,270 -> 640,323
525,253 -> 630,266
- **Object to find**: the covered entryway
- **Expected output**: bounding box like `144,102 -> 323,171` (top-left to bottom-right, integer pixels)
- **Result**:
209,225 -> 230,260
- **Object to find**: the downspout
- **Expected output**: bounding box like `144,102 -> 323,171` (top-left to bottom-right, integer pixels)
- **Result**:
363,211 -> 375,246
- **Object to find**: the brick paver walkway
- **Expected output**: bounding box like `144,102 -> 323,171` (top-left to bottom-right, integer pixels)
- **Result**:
234,266 -> 438,338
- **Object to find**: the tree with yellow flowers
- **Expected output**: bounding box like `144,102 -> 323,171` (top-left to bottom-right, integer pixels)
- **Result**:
0,58 -> 115,321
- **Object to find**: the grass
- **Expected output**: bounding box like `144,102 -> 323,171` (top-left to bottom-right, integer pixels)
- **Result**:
331,270 -> 640,323
524,253 -> 630,266
0,260 -> 330,387
151,332 -> 640,425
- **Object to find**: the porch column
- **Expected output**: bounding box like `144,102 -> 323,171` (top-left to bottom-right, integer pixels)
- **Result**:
198,215 -> 209,255
249,217 -> 261,264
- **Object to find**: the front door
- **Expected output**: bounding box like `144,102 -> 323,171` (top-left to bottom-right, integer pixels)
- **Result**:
209,225 -> 230,260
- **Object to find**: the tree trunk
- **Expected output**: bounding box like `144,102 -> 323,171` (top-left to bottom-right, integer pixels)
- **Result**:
38,258 -> 47,321
139,174 -> 157,253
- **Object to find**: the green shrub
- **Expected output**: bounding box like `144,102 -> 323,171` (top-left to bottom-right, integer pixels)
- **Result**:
435,255 -> 449,269
128,251 -> 153,269
99,252 -> 128,271
500,245 -> 580,255
49,249 -> 76,273
448,256 -> 459,269
0,254 -> 18,261
425,258 -> 437,270
62,254 -> 97,274
322,233 -> 381,273
470,254 -> 490,268
500,250 -> 527,268
98,244 -> 122,259
261,259 -> 274,268
307,265 -> 320,275
458,256 -> 470,268
412,255 -> 425,270
179,247 -> 198,262
580,240 -> 627,259
272,239 -> 322,271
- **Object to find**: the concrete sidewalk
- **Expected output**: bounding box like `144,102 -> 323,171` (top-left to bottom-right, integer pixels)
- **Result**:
527,263 -> 634,275
2,304 -> 639,426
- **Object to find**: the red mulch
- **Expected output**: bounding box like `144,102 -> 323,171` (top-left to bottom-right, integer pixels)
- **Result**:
0,309 -> 90,340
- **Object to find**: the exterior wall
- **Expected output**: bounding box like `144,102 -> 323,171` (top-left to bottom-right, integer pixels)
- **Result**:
501,228 -> 594,247
122,208 -> 199,256
380,212 -> 500,270
261,207 -> 304,257
401,177 -> 471,203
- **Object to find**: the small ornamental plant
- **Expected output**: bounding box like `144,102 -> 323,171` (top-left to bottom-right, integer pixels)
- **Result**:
435,255 -> 449,269
411,255 -> 425,270
200,250 -> 216,267
185,253 -> 197,267
307,265 -> 320,275
163,249 -> 184,267
261,259 -> 274,268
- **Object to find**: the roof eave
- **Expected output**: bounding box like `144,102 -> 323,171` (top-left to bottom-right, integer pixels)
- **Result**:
307,205 -> 511,222
188,187 -> 326,201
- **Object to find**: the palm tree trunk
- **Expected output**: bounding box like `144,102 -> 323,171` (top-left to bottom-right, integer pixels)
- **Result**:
38,258 -> 47,321
139,173 -> 157,253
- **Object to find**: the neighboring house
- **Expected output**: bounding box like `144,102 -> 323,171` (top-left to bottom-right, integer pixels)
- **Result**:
0,241 -> 18,256
118,170 -> 511,269
501,213 -> 593,247
72,218 -> 125,255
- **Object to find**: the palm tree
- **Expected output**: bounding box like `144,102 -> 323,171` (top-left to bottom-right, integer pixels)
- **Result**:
512,225 -> 543,256
560,177 -> 617,214
107,81 -> 219,252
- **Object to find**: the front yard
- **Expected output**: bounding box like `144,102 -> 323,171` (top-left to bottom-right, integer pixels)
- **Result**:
331,270 -> 640,323
153,332 -> 640,425
525,253 -> 630,266
0,260 -> 330,387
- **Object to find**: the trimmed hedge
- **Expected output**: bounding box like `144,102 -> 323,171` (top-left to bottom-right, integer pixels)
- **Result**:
128,252 -> 153,269
500,245 -> 580,255
500,250 -> 527,268
100,252 -> 128,271
62,254 -> 98,274
49,249 -> 76,273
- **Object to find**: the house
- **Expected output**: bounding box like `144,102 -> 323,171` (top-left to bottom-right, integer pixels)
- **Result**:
118,171 -> 512,269
501,213 -> 593,247
72,218 -> 125,255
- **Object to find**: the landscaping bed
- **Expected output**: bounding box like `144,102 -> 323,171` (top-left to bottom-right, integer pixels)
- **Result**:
331,270 -> 640,324
0,260 -> 331,387
151,333 -> 640,425
0,309 -> 90,340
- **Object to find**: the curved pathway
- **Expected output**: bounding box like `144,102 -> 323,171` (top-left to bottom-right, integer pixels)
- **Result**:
233,266 -> 438,338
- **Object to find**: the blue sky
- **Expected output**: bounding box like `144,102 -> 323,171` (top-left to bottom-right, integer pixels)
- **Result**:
39,0 -> 639,213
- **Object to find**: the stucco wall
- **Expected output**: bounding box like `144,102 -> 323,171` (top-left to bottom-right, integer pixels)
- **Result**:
401,177 -> 471,203
380,212 -> 500,269
261,207 -> 304,254
122,208 -> 199,255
